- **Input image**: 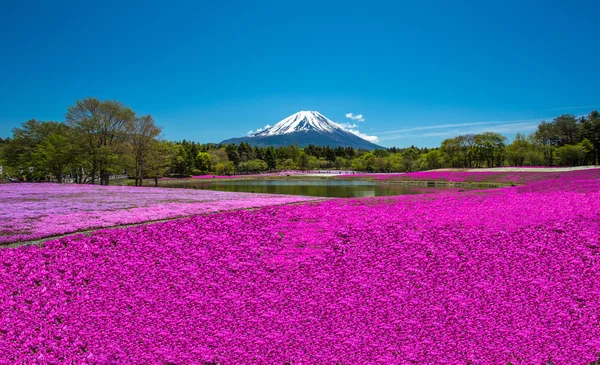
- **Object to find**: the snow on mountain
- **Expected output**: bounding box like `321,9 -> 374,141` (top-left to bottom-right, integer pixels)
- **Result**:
222,111 -> 384,150
251,111 -> 379,142
251,111 -> 337,136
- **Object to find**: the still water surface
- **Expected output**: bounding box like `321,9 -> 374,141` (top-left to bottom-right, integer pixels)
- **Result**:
164,179 -> 475,198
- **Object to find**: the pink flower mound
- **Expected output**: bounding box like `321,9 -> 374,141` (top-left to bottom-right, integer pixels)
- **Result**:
192,175 -> 236,179
0,184 -> 320,243
192,171 -> 334,179
1,176 -> 599,364
368,168 -> 600,185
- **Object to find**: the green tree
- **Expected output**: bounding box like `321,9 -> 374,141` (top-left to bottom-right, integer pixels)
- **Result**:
474,132 -> 506,167
505,133 -> 531,166
580,111 -> 600,164
440,137 -> 463,168
265,147 -> 277,170
31,129 -> 76,182
297,152 -> 310,170
128,115 -> 161,186
66,98 -> 134,185
419,150 -> 443,170
195,152 -> 212,173
225,144 -> 240,167
214,161 -> 235,175
3,119 -> 75,181
146,140 -> 175,187
534,121 -> 560,165
556,143 -> 587,166
553,114 -> 580,146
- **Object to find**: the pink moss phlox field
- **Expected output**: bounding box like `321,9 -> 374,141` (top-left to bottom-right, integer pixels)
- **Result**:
192,170 -> 358,179
0,184 -> 320,243
1,171 -> 600,364
192,171 -> 305,179
342,168 -> 600,186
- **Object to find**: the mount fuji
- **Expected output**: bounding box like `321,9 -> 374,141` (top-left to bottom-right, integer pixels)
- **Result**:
221,111 -> 384,150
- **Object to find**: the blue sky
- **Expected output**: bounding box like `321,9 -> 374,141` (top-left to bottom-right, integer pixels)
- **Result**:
1,0 -> 599,147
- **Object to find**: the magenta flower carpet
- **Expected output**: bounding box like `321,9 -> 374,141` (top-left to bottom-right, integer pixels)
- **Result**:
0,171 -> 599,364
0,184 -> 320,244
350,168 -> 600,186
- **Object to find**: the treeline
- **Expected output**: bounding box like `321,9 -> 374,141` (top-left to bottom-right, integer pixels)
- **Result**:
436,112 -> 600,169
167,141 -> 436,175
1,100 -> 599,183
0,97 -> 171,185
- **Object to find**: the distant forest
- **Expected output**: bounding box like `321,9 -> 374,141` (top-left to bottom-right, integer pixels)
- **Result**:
0,97 -> 599,184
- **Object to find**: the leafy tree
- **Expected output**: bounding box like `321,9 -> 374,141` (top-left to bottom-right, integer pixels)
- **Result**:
66,98 -> 134,185
225,144 -> 240,166
214,161 -> 235,175
297,152 -> 310,170
208,148 -> 230,169
580,110 -> 600,164
534,121 -> 560,165
419,150 -> 443,170
580,138 -> 595,165
31,128 -> 76,182
552,114 -> 580,146
237,142 -> 253,162
474,132 -> 506,167
277,158 -> 296,170
440,137 -> 461,167
264,147 -> 277,170
195,152 -> 212,173
3,119 -> 74,181
128,115 -> 162,186
238,159 -> 267,173
505,133 -> 531,166
146,140 -> 175,187
333,156 -> 348,170
556,143 -> 588,166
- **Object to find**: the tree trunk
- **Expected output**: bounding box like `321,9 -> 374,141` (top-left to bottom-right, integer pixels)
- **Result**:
154,176 -> 158,187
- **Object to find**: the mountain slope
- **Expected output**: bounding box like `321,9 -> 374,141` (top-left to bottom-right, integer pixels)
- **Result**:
221,111 -> 384,150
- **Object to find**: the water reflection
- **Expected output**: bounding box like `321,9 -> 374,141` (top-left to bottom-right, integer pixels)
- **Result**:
162,179 -> 475,198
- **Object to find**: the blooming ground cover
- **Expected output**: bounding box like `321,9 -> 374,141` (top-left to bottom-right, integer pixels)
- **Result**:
192,170 -> 357,179
343,167 -> 600,186
0,170 -> 599,364
0,184 -> 320,244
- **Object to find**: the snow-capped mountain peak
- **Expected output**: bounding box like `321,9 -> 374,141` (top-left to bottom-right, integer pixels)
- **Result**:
221,110 -> 384,150
251,111 -> 339,137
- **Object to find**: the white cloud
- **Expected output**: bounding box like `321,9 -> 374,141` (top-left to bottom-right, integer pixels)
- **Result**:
247,124 -> 271,136
378,119 -> 543,142
332,121 -> 379,143
546,105 -> 599,111
345,113 -> 365,122
339,113 -> 378,142
347,129 -> 380,143
337,122 -> 358,129
375,118 -> 550,136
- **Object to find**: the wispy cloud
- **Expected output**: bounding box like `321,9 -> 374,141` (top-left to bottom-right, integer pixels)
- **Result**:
346,129 -> 379,143
247,124 -> 271,136
377,118 -> 547,142
375,118 -> 548,136
333,120 -> 379,143
546,105 -> 599,111
345,113 -> 365,122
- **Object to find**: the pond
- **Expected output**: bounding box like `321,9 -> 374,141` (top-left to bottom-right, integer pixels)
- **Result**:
161,179 -> 478,198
